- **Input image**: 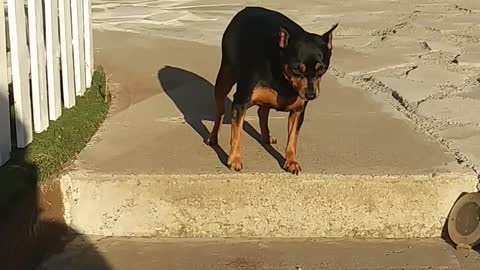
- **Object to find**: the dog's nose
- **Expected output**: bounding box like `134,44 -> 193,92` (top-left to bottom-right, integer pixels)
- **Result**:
305,92 -> 316,100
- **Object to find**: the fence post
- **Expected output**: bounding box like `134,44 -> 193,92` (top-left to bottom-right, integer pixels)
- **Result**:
71,0 -> 86,96
59,0 -> 76,108
0,2 -> 11,165
28,0 -> 49,133
83,0 -> 94,88
45,0 -> 62,120
7,0 -> 33,148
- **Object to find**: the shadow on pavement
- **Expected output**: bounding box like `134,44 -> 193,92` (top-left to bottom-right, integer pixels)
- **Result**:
157,65 -> 286,168
0,91 -> 112,270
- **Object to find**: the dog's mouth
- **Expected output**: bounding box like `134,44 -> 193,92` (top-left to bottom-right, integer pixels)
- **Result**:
297,88 -> 319,101
300,93 -> 318,101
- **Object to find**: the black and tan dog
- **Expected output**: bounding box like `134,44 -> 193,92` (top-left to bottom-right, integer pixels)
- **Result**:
207,6 -> 338,174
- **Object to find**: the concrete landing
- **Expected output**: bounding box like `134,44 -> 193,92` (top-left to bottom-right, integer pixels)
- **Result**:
40,237 -> 480,270
59,30 -> 477,238
85,31 -> 460,176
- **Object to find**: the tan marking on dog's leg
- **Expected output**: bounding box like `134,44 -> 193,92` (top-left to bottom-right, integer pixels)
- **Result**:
227,104 -> 246,171
283,109 -> 305,175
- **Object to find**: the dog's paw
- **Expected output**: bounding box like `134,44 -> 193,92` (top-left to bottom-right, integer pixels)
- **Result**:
227,155 -> 243,172
283,159 -> 301,175
206,135 -> 218,146
262,135 -> 277,144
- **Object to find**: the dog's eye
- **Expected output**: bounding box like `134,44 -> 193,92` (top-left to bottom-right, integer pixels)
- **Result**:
316,66 -> 328,76
292,66 -> 306,75
292,69 -> 303,75
315,63 -> 327,73
290,64 -> 306,76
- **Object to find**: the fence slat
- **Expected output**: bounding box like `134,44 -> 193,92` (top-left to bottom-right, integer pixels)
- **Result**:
45,0 -> 62,120
28,0 -> 49,133
7,0 -> 33,148
83,0 -> 94,88
0,2 -> 11,165
59,0 -> 76,108
71,0 -> 86,96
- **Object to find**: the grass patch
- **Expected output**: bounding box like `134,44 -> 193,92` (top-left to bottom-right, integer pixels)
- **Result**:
0,67 -> 110,211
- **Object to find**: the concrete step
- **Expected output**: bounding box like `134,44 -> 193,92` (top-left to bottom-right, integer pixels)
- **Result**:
56,31 -> 478,239
61,172 -> 476,238
40,237 -> 480,270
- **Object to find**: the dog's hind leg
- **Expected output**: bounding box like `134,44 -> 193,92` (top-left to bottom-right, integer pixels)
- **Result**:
257,106 -> 277,144
206,59 -> 236,145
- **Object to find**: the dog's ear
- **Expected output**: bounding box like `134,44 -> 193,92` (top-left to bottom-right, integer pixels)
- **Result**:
321,23 -> 338,50
278,27 -> 290,49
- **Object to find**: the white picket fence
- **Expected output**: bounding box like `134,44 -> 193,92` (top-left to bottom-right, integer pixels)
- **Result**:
0,0 -> 93,166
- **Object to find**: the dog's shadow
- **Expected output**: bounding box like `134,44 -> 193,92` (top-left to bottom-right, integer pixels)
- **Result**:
157,65 -> 285,168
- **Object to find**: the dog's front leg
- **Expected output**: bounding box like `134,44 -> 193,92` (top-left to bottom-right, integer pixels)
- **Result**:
228,102 -> 247,171
284,106 -> 306,175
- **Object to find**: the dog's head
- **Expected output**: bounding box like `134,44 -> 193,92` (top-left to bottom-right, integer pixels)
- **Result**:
278,23 -> 338,101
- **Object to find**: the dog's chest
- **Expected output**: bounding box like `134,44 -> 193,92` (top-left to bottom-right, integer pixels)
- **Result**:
251,86 -> 305,111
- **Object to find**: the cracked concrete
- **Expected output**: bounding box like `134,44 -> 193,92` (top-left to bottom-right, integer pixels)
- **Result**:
418,97 -> 480,126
